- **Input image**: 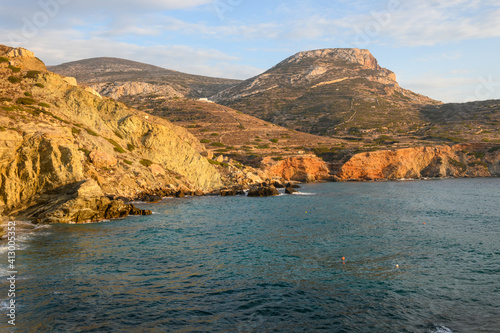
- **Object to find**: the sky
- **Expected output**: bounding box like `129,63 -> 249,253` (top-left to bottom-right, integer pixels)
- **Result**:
1,0 -> 499,103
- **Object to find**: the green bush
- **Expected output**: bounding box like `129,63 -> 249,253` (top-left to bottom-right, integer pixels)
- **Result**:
8,65 -> 21,73
210,142 -> 225,147
211,133 -> 219,136
34,83 -> 44,88
0,97 -> 12,102
200,139 -> 211,144
24,92 -> 32,97
124,160 -> 133,165
127,143 -> 136,152
140,159 -> 154,167
72,127 -> 81,135
38,102 -> 50,108
16,97 -> 36,105
0,56 -> 9,63
25,71 -> 41,79
8,76 -> 20,84
270,138 -> 279,143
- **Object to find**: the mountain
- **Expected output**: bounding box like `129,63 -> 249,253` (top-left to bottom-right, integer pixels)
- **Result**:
211,48 -> 441,136
48,57 -> 241,98
0,45 -> 224,225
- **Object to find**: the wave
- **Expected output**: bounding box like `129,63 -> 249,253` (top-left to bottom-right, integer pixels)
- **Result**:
430,325 -> 454,333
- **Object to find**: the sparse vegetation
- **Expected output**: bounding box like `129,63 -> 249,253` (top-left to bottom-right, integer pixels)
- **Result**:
24,70 -> 41,79
0,56 -> 9,63
113,130 -> 124,139
139,159 -> 154,167
72,127 -> 81,135
8,65 -> 21,73
34,83 -> 44,88
38,102 -> 50,108
270,138 -> 279,143
127,143 -> 136,152
85,128 -> 99,136
449,158 -> 467,172
24,92 -> 32,97
16,97 -> 36,105
124,160 -> 133,165
210,142 -> 225,147
200,139 -> 211,144
105,138 -> 125,153
8,76 -> 20,84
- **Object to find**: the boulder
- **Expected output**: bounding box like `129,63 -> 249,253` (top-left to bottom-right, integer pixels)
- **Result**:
247,185 -> 280,197
285,187 -> 298,194
89,150 -> 117,169
220,189 -> 237,197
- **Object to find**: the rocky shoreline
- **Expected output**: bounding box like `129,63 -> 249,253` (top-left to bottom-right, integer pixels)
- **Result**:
1,46 -> 499,235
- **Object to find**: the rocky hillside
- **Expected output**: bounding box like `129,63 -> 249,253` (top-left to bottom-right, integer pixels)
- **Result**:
48,57 -> 241,99
212,48 -> 441,136
335,143 -> 500,181
418,100 -> 500,143
0,45 -> 223,225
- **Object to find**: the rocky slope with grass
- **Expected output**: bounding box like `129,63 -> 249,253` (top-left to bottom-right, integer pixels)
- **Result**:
212,48 -> 441,136
48,57 -> 241,99
0,45 -> 224,227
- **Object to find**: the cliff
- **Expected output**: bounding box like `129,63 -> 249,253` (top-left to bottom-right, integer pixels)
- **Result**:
262,155 -> 332,182
335,144 -> 500,181
0,45 -> 222,225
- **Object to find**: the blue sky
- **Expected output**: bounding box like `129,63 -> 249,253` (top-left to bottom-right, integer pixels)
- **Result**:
1,0 -> 500,103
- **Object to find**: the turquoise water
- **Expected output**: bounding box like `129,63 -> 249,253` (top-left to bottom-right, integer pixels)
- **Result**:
1,178 -> 499,332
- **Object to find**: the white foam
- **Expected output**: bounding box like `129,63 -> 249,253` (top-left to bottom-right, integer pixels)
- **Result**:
431,325 -> 454,333
292,192 -> 316,196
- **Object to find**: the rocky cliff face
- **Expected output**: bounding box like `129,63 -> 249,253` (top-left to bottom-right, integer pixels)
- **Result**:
262,155 -> 332,182
0,45 -> 222,225
335,144 -> 500,181
212,48 -> 440,136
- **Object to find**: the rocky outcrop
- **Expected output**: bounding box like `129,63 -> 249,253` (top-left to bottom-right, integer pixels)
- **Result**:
335,144 -> 500,181
18,180 -> 151,224
247,184 -> 280,197
91,81 -> 183,100
262,155 -> 332,182
0,44 -> 222,224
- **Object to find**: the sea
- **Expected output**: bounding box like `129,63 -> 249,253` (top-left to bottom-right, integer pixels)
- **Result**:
1,178 -> 499,332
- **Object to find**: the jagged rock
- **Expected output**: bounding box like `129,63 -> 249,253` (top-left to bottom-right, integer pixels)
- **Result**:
18,180 -> 151,224
285,183 -> 301,189
285,187 -> 298,194
247,185 -> 280,197
220,189 -> 237,196
273,181 -> 285,188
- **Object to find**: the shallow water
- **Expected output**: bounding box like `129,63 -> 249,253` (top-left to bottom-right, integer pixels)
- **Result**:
1,178 -> 499,332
